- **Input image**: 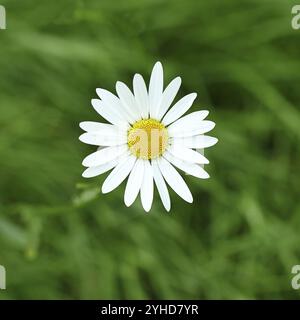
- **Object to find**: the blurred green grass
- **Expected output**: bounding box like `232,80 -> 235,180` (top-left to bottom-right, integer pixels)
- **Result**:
0,0 -> 300,299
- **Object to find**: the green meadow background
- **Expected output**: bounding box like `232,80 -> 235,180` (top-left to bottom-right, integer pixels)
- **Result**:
0,0 -> 300,299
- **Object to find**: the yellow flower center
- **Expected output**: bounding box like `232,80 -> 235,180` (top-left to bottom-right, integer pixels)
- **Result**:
127,119 -> 168,160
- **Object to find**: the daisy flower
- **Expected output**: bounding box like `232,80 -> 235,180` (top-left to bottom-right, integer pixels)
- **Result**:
79,62 -> 217,212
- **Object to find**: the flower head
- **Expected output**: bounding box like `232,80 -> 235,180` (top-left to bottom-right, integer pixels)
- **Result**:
80,62 -> 217,212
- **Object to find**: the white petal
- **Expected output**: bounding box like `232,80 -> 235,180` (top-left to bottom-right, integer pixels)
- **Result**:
168,119 -> 215,138
82,159 -> 119,178
79,133 -> 126,147
133,74 -> 149,119
197,148 -> 205,169
152,160 -> 171,211
116,81 -> 140,122
102,155 -> 136,194
149,62 -> 163,119
162,93 -> 197,126
79,125 -> 126,146
124,159 -> 145,207
172,135 -> 218,149
79,124 -> 126,142
79,121 -> 117,133
157,77 -> 181,120
82,144 -> 128,167
140,160 -> 154,212
167,144 -> 209,164
164,151 -> 209,179
91,99 -> 128,128
157,157 -> 193,203
167,110 -> 209,131
96,88 -> 134,123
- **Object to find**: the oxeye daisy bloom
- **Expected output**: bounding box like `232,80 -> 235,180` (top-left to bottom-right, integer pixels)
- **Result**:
79,62 -> 217,212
